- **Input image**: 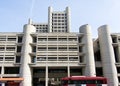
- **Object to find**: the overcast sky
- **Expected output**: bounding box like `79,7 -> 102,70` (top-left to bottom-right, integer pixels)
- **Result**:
0,0 -> 120,37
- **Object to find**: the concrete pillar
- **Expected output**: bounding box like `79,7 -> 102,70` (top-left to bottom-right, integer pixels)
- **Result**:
67,66 -> 70,77
98,25 -> 118,86
79,24 -> 96,76
45,66 -> 48,86
20,22 -> 36,86
1,67 -> 4,86
48,6 -> 53,32
66,7 -> 71,32
1,66 -> 4,78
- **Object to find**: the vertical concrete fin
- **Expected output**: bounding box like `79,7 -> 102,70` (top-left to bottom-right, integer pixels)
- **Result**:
98,25 -> 118,86
20,24 -> 36,86
79,24 -> 96,76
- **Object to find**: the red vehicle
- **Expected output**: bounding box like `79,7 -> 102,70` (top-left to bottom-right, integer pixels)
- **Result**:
61,76 -> 107,86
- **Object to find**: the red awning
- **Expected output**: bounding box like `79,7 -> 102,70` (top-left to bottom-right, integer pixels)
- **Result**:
0,78 -> 24,82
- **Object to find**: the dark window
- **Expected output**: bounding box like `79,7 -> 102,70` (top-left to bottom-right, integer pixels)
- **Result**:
0,67 -> 1,74
79,37 -> 82,43
31,56 -> 36,63
8,38 -> 16,41
79,46 -> 82,52
118,77 -> 120,82
18,36 -> 22,43
16,56 -> 21,63
117,67 -> 120,73
17,46 -> 22,52
112,37 -> 117,43
4,67 -> 19,74
33,68 -> 45,74
94,50 -> 101,61
96,67 -> 103,76
79,56 -> 84,63
33,37 -> 37,43
32,46 -> 36,52
113,47 -> 119,62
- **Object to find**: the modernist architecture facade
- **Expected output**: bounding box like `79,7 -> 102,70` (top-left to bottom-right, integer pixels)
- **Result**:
0,7 -> 120,86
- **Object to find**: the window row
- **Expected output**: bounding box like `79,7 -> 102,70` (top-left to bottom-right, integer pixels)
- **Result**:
0,36 -> 22,43
37,47 -> 78,51
32,56 -> 79,61
37,38 -> 77,41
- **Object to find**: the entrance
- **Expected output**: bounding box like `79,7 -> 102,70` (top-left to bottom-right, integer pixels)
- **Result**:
33,78 -> 45,86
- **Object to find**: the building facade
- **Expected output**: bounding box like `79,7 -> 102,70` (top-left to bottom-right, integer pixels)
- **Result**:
0,7 -> 119,86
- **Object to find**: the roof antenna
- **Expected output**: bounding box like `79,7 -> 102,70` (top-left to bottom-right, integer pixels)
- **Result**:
28,0 -> 35,24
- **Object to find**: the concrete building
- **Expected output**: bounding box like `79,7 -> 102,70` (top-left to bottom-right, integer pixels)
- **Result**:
0,7 -> 119,86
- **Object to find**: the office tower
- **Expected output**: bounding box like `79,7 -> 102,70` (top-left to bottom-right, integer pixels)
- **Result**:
0,7 -> 119,86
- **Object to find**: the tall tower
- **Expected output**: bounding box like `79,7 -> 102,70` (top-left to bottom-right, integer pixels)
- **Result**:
20,20 -> 36,86
98,25 -> 118,86
48,6 -> 71,33
79,24 -> 96,76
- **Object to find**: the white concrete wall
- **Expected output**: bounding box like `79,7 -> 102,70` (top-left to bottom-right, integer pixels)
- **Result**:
98,25 -> 118,86
79,24 -> 96,76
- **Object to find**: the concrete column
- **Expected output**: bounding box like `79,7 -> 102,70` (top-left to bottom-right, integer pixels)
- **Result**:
67,66 -> 70,77
1,66 -> 4,78
46,66 -> 48,86
79,24 -> 96,76
48,6 -> 53,32
98,25 -> 118,86
66,7 -> 71,32
1,67 -> 4,86
20,22 -> 36,86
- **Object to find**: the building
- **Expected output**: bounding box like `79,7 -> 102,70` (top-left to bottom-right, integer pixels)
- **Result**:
0,7 -> 119,86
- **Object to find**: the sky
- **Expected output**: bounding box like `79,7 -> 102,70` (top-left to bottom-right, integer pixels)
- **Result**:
0,0 -> 120,38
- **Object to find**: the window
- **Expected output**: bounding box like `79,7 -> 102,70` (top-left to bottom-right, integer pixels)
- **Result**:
69,57 -> 78,61
37,57 -> 46,61
94,50 -> 101,61
58,38 -> 67,41
48,47 -> 57,51
7,38 -> 16,41
6,47 -> 15,51
69,47 -> 77,51
38,38 -> 47,41
17,46 -> 22,52
31,56 -> 36,63
0,57 -> 3,61
79,46 -> 82,52
5,57 -> 14,61
0,47 -> 4,51
18,36 -> 22,43
79,56 -> 84,63
32,46 -> 36,52
48,38 -> 57,41
16,56 -> 21,63
33,37 -> 37,43
4,67 -> 19,74
0,36 -> 6,41
38,47 -> 46,51
58,57 -> 68,61
58,47 -> 67,51
69,38 -> 77,41
48,57 -> 57,61
96,67 -> 103,76
117,67 -> 120,73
